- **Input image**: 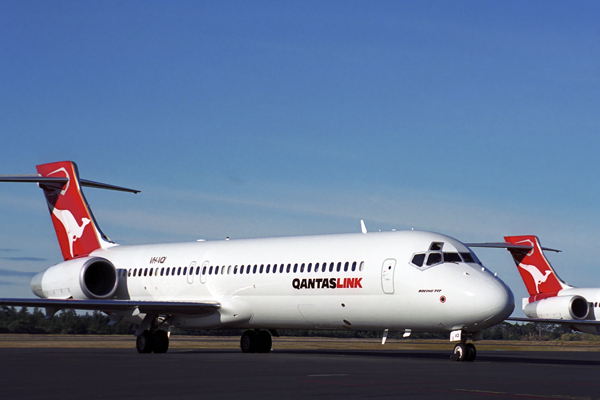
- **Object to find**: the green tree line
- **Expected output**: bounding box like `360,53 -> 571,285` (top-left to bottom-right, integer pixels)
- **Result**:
1,306 -> 597,341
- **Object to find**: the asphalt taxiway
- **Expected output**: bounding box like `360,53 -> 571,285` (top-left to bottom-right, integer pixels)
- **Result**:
1,347 -> 599,399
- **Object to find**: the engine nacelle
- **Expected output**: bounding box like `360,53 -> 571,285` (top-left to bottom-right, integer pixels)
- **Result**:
31,257 -> 118,300
524,295 -> 589,320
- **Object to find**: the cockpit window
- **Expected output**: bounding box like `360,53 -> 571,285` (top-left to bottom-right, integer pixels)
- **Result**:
411,253 -> 425,267
429,242 -> 443,251
443,252 -> 462,263
426,252 -> 442,266
460,252 -> 475,263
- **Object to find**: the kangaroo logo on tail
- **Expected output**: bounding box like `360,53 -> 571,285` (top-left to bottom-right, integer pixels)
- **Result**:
0,161 -> 137,260
517,263 -> 552,293
504,235 -> 565,296
36,162 -> 105,260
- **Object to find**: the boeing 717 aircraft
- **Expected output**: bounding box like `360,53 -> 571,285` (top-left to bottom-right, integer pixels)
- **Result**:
0,161 -> 515,361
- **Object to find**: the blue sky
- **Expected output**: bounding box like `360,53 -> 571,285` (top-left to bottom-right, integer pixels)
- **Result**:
1,1 -> 599,315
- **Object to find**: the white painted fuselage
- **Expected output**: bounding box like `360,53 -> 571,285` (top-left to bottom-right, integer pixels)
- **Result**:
33,230 -> 514,334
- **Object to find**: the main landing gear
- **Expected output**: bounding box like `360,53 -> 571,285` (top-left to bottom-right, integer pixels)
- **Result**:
240,329 -> 273,353
136,314 -> 171,354
136,329 -> 170,353
451,342 -> 476,362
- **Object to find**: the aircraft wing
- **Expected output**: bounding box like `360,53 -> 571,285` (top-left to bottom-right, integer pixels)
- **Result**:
0,298 -> 220,316
507,317 -> 600,326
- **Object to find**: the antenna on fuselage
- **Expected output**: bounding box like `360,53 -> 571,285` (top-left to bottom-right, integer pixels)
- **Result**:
360,220 -> 367,234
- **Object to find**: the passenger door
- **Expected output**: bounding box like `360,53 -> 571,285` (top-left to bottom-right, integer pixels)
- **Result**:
381,259 -> 396,294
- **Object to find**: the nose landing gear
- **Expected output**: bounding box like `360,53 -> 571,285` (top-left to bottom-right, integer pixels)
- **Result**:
449,329 -> 477,361
451,342 -> 476,361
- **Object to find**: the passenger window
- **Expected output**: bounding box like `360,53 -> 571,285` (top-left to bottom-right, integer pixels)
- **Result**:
344,262 -> 349,272
314,263 -> 319,272
253,265 -> 258,274
209,266 -> 213,275
329,262 -> 334,272
287,264 -> 291,273
280,264 -> 284,273
411,253 -> 425,267
307,263 -> 312,273
300,263 -> 305,273
195,266 -> 200,275
144,268 -> 148,276
426,253 -> 442,266
133,269 -> 137,277
183,267 -> 187,275
336,262 -> 341,272
359,261 -> 364,271
352,261 -> 356,271
260,264 -> 264,274
128,269 -> 132,277
149,268 -> 153,277
201,266 -> 206,275
265,264 -> 270,273
160,267 -> 164,276
443,253 -> 462,263
233,265 -> 238,274
177,267 -> 182,276
293,263 -> 298,273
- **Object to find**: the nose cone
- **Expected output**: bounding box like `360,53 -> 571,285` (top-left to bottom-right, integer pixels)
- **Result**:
474,277 -> 514,325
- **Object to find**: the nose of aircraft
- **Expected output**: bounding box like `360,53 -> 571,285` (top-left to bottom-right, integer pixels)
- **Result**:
473,277 -> 515,324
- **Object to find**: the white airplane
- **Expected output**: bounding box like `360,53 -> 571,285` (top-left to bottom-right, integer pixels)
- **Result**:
499,235 -> 600,333
0,161 -> 515,361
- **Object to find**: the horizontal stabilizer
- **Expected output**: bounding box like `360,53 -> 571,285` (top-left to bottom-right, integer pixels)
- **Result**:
0,175 -> 140,193
465,242 -> 561,253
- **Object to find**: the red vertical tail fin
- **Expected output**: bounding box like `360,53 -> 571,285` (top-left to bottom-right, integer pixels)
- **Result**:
0,161 -> 138,261
36,161 -> 113,260
504,235 -> 567,297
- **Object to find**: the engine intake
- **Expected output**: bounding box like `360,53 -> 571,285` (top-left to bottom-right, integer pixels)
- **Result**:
524,295 -> 589,320
31,256 -> 118,300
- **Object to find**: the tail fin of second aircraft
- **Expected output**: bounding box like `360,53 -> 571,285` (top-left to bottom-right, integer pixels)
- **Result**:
504,235 -> 569,296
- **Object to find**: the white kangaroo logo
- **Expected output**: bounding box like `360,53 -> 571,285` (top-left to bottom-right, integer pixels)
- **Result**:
518,263 -> 552,293
52,207 -> 91,258
45,167 -> 91,258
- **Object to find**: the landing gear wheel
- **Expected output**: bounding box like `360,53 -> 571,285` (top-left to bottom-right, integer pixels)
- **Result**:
465,343 -> 476,361
136,331 -> 154,354
256,330 -> 272,353
240,330 -> 258,353
452,343 -> 469,361
153,330 -> 169,354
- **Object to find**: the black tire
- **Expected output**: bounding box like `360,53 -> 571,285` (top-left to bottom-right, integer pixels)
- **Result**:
153,330 -> 169,354
136,331 -> 154,354
240,330 -> 258,353
466,343 -> 476,362
452,343 -> 469,361
256,330 -> 272,353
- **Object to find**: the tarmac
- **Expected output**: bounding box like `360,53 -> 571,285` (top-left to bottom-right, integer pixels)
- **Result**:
1,346 -> 600,399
